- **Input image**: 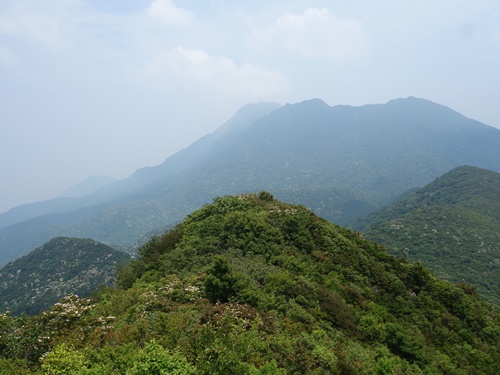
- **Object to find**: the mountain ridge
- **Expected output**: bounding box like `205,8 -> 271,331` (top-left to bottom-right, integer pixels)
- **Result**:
2,97 -> 500,266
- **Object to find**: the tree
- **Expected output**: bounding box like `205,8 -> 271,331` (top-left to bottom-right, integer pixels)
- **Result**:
204,256 -> 241,303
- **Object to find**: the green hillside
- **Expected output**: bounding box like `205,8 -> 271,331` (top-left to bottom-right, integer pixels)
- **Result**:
1,193 -> 498,374
0,237 -> 131,315
353,166 -> 500,305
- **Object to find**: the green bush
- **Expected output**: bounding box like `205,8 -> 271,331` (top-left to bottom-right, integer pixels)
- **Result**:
127,341 -> 196,375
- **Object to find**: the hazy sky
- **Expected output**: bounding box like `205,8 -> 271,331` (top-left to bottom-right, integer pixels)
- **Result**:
1,0 -> 499,213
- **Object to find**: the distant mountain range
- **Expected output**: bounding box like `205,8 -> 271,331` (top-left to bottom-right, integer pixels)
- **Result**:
2,97 -> 500,266
0,175 -> 117,230
0,236 -> 130,315
353,165 -> 500,305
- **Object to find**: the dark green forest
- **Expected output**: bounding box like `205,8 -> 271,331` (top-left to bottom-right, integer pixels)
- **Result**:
1,193 -> 498,374
353,166 -> 500,305
0,237 -> 131,315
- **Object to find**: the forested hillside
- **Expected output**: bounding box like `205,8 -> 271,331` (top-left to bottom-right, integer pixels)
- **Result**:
353,166 -> 500,305
1,193 -> 498,374
0,237 -> 130,315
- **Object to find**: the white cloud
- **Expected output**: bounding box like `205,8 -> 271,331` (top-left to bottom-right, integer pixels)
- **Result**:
487,10 -> 500,44
147,0 -> 193,26
145,46 -> 288,99
0,1 -> 78,51
248,8 -> 369,61
0,45 -> 16,66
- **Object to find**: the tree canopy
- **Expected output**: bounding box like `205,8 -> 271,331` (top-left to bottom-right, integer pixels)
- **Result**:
1,193 -> 498,374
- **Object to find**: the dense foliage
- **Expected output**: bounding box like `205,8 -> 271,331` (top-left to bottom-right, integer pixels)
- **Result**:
353,166 -> 500,305
0,193 -> 498,374
0,237 -> 130,315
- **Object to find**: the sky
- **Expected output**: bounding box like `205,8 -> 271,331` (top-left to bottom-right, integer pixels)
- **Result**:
1,0 -> 499,213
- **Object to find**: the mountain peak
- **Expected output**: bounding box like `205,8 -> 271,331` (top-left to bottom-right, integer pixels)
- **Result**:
283,98 -> 329,111
109,192 -> 500,373
386,96 -> 459,114
299,97 -> 329,106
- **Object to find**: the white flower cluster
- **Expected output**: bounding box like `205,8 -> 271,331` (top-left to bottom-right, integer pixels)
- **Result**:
48,295 -> 95,319
269,206 -> 298,216
159,276 -> 202,302
95,315 -> 116,331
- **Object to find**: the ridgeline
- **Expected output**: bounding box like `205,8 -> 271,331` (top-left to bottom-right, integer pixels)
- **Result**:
1,193 -> 498,374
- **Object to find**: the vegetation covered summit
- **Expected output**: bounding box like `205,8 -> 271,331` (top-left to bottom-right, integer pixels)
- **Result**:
1,193 -> 498,374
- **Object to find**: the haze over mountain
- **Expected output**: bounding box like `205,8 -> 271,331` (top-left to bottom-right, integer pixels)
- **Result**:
352,165 -> 500,305
3,1 -> 499,218
0,175 -> 118,230
1,97 -> 500,266
59,175 -> 118,199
